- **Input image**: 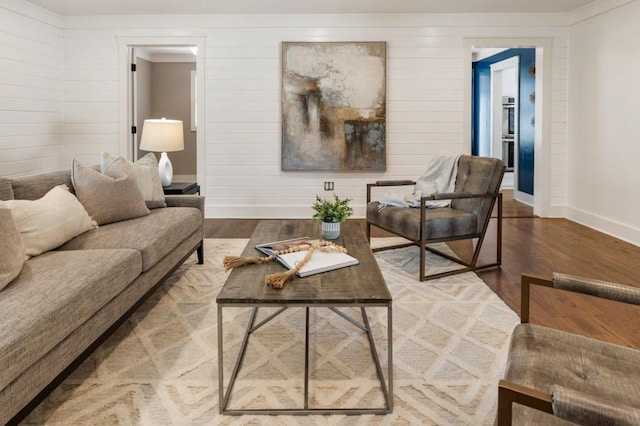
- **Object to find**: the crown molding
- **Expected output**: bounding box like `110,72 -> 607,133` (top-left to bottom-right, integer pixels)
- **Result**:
569,0 -> 634,25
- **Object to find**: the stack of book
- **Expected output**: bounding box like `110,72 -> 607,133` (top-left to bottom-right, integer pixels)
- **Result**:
255,237 -> 359,277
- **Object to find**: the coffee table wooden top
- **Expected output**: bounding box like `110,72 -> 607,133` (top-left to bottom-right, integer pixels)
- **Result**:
216,220 -> 391,305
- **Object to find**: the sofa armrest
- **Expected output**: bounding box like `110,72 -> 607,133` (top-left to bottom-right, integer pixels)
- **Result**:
551,385 -> 640,425
165,195 -> 204,214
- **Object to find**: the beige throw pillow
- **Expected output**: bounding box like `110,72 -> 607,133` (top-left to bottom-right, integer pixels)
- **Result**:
0,185 -> 97,259
100,152 -> 166,209
0,207 -> 25,290
72,159 -> 150,225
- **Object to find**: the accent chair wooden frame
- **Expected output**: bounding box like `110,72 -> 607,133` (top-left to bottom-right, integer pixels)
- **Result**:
365,155 -> 505,281
497,273 -> 640,425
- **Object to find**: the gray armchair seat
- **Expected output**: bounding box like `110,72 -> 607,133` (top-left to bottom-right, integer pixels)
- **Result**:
366,155 -> 505,281
498,273 -> 640,425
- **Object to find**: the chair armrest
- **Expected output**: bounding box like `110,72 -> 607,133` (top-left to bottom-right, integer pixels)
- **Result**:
552,272 -> 640,306
551,385 -> 640,425
165,195 -> 204,214
366,180 -> 415,202
497,379 -> 553,425
425,191 -> 497,200
373,180 -> 415,186
521,273 -> 640,323
520,274 -> 555,323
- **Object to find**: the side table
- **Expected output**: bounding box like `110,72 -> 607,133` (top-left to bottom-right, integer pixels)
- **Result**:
163,182 -> 200,195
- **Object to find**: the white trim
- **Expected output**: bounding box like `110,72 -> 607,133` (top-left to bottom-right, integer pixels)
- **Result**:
463,37 -> 553,218
567,206 -> 640,247
569,0 -> 635,25
489,56 -> 519,72
190,70 -> 197,132
534,43 -> 553,218
514,190 -> 534,206
1,0 -> 64,27
117,35 -> 206,196
150,53 -> 196,63
489,56 -> 519,166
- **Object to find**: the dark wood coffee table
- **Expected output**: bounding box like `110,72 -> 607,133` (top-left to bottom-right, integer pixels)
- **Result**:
216,219 -> 393,415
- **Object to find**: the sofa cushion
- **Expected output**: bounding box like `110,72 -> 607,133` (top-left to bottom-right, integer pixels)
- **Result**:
0,249 -> 142,390
0,207 -> 25,290
0,185 -> 97,259
72,159 -> 150,225
101,152 -> 166,209
0,178 -> 13,201
58,207 -> 202,272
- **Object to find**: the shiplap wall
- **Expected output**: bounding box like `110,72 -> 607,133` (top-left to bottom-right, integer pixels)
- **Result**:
567,0 -> 640,246
60,13 -> 569,219
0,1 -> 63,177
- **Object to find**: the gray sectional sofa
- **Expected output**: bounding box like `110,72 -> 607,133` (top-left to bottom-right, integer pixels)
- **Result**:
0,169 -> 204,424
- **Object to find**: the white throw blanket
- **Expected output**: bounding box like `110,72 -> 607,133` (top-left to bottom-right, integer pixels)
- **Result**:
378,153 -> 461,209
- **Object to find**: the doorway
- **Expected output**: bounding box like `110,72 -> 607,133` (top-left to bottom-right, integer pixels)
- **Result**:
472,48 -> 535,205
463,38 -> 553,217
117,36 -> 206,195
132,46 -> 197,181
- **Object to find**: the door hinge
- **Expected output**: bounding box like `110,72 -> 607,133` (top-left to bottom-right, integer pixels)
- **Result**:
131,126 -> 137,134
131,63 -> 136,72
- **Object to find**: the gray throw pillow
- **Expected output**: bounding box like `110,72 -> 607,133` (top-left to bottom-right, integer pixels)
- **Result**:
100,152 -> 166,209
0,207 -> 25,290
72,159 -> 150,225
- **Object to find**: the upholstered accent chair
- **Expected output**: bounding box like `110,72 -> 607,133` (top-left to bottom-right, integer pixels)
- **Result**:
366,155 -> 505,281
497,273 -> 640,425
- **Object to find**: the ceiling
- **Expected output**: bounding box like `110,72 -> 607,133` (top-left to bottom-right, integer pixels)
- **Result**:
26,0 -> 598,16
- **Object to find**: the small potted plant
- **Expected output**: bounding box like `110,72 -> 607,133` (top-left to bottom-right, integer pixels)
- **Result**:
311,194 -> 353,239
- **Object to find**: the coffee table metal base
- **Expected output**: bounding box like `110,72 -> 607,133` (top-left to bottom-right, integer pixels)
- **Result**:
217,303 -> 393,415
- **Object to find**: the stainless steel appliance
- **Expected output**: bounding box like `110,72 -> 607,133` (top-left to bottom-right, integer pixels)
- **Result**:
501,97 -> 515,171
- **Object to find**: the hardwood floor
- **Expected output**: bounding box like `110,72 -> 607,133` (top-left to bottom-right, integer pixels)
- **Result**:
205,195 -> 640,349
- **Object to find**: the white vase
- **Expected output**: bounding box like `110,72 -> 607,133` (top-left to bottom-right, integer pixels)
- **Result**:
321,221 -> 341,240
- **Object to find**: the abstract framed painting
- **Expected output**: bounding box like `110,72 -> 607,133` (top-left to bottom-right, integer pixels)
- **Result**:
281,42 -> 386,171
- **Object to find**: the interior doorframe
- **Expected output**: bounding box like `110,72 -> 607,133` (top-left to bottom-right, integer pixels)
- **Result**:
117,35 -> 206,196
489,55 -> 519,191
463,37 -> 552,217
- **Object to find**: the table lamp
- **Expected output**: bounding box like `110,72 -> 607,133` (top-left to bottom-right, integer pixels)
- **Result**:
139,117 -> 184,186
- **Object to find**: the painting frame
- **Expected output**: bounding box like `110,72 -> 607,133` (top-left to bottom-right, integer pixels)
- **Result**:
281,41 -> 387,171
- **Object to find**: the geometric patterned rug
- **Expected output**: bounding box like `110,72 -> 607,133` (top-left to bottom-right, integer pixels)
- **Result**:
23,238 -> 518,425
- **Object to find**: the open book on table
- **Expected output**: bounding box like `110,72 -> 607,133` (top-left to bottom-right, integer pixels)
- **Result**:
255,237 -> 359,278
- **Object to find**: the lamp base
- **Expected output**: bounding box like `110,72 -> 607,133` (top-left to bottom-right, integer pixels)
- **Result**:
158,152 -> 174,187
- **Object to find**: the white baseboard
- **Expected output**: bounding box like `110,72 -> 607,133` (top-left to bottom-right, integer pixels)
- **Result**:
566,206 -> 640,247
206,204 -> 368,219
501,172 -> 514,189
514,191 -> 534,206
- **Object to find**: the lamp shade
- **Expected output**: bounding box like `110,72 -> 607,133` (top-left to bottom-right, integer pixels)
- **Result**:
139,118 -> 184,152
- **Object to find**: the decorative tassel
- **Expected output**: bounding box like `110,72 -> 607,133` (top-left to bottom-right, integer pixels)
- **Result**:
223,255 -> 272,271
265,269 -> 297,289
266,246 -> 316,289
222,240 -> 349,289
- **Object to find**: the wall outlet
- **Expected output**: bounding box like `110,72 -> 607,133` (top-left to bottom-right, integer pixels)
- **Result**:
323,181 -> 334,191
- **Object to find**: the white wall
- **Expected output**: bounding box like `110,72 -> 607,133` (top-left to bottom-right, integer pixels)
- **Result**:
567,0 -> 640,245
58,13 -> 569,219
0,0 -> 63,177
